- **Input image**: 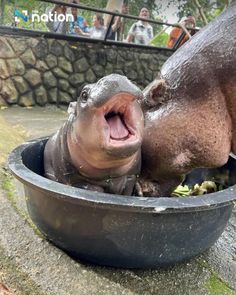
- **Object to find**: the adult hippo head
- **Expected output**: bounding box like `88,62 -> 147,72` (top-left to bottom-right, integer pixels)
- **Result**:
44,74 -> 144,195
138,3 -> 236,197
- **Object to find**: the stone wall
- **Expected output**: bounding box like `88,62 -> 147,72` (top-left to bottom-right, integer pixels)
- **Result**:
0,35 -> 172,107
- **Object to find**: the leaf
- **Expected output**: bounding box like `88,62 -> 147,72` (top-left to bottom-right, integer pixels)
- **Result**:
171,184 -> 191,197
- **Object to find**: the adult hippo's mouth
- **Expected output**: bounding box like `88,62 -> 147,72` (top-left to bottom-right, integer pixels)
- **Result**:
100,93 -> 143,150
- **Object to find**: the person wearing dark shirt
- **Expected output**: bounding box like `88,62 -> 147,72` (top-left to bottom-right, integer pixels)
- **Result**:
69,0 -> 90,35
107,3 -> 129,41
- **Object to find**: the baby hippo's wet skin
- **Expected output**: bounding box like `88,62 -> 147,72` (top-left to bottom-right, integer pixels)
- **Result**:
44,74 -> 144,195
138,3 -> 236,197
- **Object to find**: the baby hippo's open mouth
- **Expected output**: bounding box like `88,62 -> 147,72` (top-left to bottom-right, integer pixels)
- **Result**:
105,112 -> 130,141
101,93 -> 140,147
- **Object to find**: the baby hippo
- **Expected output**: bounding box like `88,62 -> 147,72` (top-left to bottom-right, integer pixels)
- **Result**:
44,74 -> 144,195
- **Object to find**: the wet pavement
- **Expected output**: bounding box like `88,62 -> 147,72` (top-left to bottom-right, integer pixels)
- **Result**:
0,106 -> 235,295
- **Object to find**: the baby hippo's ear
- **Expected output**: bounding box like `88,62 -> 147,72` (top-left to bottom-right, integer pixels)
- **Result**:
142,79 -> 168,109
67,101 -> 77,117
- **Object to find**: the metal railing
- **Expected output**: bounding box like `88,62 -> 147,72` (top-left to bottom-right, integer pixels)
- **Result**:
0,0 -> 199,51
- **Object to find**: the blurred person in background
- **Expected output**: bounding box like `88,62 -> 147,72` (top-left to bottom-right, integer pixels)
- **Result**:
127,7 -> 153,45
107,2 -> 129,41
69,0 -> 90,35
90,14 -> 106,39
75,13 -> 106,40
167,14 -> 196,49
45,1 -> 70,34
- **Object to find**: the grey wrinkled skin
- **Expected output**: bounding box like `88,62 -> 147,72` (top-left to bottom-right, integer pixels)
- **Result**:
44,74 -> 144,195
139,3 -> 236,197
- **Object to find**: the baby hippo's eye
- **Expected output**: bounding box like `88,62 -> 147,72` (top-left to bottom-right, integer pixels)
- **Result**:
80,90 -> 88,103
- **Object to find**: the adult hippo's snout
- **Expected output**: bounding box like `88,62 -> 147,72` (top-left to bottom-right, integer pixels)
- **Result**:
138,3 -> 236,197
44,74 -> 144,195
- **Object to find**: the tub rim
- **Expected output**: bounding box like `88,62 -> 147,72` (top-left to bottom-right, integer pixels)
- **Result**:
8,138 -> 236,214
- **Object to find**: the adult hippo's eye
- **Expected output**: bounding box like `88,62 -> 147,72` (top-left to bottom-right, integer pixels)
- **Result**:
80,90 -> 88,103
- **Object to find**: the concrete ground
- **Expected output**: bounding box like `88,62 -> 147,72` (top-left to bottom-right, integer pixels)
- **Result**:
0,105 -> 235,295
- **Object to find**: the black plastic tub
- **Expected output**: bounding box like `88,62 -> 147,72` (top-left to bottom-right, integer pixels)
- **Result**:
8,138 -> 236,268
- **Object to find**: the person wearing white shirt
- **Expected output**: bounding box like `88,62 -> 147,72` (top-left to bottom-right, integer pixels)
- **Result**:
127,7 -> 153,45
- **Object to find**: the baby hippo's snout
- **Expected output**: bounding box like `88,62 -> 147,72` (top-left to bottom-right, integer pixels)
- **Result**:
88,74 -> 144,108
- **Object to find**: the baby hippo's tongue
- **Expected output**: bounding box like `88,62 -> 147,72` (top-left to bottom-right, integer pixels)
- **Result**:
107,115 -> 129,140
